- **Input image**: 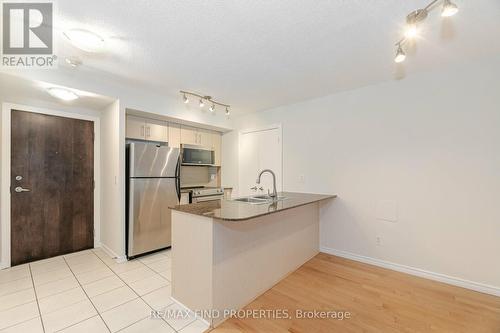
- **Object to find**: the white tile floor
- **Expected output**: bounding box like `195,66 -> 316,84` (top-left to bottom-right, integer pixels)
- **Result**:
0,248 -> 209,333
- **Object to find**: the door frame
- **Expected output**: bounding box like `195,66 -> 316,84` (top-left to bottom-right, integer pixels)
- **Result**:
1,103 -> 101,268
238,124 -> 283,197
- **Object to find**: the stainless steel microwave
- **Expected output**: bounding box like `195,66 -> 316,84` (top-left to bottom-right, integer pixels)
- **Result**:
181,145 -> 215,166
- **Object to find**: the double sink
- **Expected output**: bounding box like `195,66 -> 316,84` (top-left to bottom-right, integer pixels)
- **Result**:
233,195 -> 287,205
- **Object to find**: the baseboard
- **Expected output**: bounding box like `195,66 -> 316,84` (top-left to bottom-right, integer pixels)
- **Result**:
0,262 -> 8,270
99,243 -> 127,263
169,296 -> 211,328
320,246 -> 500,297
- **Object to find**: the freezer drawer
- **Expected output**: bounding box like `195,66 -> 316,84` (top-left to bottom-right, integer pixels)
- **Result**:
128,178 -> 178,257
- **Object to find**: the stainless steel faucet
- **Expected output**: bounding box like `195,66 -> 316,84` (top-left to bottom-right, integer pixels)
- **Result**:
256,169 -> 277,198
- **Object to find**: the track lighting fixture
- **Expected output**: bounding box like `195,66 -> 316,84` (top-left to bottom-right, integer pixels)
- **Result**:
394,44 -> 406,63
394,0 -> 459,63
180,90 -> 231,115
442,0 -> 458,17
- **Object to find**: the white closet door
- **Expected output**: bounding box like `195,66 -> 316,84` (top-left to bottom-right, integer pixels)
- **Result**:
239,127 -> 282,197
239,131 -> 260,197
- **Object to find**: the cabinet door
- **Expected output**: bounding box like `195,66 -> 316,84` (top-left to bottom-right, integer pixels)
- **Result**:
145,119 -> 168,142
168,123 -> 181,148
180,126 -> 198,145
212,131 -> 222,166
126,116 -> 146,140
198,128 -> 212,148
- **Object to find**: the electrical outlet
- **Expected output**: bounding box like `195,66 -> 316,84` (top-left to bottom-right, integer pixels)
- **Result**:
298,174 -> 305,183
376,236 -> 382,246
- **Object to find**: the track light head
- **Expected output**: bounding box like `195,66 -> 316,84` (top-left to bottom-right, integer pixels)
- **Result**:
183,94 -> 189,104
199,99 -> 205,108
225,107 -> 230,116
442,0 -> 458,17
394,44 -> 406,63
209,104 -> 215,113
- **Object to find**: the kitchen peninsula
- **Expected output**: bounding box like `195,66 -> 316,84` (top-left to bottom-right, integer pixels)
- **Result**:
170,192 -> 336,327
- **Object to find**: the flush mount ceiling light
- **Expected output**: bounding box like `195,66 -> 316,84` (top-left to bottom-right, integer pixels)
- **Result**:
63,29 -> 105,52
394,0 -> 459,63
47,87 -> 79,101
181,90 -> 231,116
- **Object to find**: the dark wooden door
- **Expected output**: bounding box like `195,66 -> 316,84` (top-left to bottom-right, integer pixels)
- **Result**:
11,110 -> 94,266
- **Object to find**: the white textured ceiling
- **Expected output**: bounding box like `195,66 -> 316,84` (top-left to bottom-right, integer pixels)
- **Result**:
52,0 -> 500,115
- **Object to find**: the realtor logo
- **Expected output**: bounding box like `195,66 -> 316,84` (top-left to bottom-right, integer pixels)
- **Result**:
1,1 -> 57,67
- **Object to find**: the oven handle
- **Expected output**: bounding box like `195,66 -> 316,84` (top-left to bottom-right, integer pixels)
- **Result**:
193,195 -> 223,203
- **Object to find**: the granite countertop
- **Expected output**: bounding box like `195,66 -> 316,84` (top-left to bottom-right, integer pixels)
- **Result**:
170,192 -> 336,221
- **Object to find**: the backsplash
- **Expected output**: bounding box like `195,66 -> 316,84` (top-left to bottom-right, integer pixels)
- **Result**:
181,166 -> 219,187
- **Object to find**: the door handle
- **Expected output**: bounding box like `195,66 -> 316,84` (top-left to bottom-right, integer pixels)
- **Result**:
15,186 -> 30,193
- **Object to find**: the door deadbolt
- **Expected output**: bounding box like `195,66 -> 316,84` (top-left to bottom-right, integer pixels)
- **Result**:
15,176 -> 23,181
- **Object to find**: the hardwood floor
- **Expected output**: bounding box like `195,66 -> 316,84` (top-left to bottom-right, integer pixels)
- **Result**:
210,253 -> 500,333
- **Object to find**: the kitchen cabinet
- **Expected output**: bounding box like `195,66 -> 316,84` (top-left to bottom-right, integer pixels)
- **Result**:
181,126 -> 213,148
147,118 -> 168,142
126,116 -> 146,140
126,115 -> 168,142
180,125 -> 198,145
198,129 -> 212,148
212,131 -> 222,166
168,123 -> 181,148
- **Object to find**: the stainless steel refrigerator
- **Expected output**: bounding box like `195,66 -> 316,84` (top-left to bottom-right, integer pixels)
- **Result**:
126,142 -> 181,258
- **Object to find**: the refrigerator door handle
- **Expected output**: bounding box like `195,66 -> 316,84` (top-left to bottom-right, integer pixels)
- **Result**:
176,178 -> 181,202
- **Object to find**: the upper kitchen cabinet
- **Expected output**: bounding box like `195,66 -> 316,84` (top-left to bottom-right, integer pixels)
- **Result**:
181,126 -> 212,148
147,118 -> 169,142
168,123 -> 181,148
212,131 -> 222,166
126,115 -> 168,142
198,128 -> 213,148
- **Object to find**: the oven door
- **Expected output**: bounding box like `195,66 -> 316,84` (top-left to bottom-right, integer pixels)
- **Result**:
182,145 -> 214,166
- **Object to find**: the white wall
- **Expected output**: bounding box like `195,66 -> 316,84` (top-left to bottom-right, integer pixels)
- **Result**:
100,100 -> 126,259
222,59 -> 500,293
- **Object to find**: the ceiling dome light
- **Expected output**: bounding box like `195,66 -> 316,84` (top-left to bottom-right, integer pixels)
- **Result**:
47,87 -> 79,101
199,99 -> 205,108
183,94 -> 189,104
394,45 -> 406,63
209,104 -> 215,113
442,0 -> 458,17
63,29 -> 105,52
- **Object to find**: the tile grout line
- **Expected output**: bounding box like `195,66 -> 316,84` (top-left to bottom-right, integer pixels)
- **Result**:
62,256 -> 112,333
92,249 -> 181,332
92,252 -> 159,332
28,263 -> 47,333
